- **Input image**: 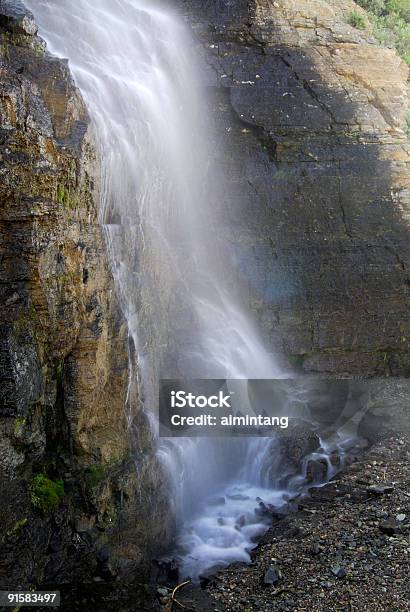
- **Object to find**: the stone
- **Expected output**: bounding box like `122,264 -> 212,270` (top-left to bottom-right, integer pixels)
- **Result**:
209,496 -> 226,506
263,565 -> 281,585
379,520 -> 399,536
310,542 -> 322,556
367,485 -> 394,496
0,0 -> 37,35
157,587 -> 169,597
266,423 -> 321,486
306,458 -> 328,483
236,514 -> 246,528
228,494 -> 250,501
331,566 -> 347,579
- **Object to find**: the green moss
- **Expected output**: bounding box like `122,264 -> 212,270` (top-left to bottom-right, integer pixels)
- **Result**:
14,416 -> 27,435
57,183 -> 70,206
31,474 -> 64,515
7,518 -> 28,536
84,458 -> 121,489
355,0 -> 384,14
85,464 -> 106,488
347,11 -> 367,30
33,40 -> 46,56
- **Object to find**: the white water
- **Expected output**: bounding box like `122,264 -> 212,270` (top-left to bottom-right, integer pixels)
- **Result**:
28,0 -> 361,581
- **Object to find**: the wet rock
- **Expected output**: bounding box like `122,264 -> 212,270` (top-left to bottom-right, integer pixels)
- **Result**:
255,500 -> 269,517
329,451 -> 342,468
306,458 -> 328,483
0,0 -> 37,35
228,494 -> 250,501
273,424 -> 321,486
153,558 -> 179,583
236,514 -> 246,528
209,497 -> 226,506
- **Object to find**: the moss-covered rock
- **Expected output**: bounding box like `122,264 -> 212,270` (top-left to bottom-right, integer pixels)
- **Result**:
31,474 -> 64,515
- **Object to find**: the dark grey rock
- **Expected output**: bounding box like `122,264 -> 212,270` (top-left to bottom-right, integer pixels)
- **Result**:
310,542 -> 322,556
367,485 -> 394,496
331,566 -> 347,579
306,458 -> 328,484
263,564 -> 281,585
379,520 -> 399,536
0,0 -> 37,35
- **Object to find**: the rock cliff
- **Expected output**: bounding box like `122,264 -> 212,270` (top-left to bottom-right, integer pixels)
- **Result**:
180,0 -> 410,376
0,0 -> 169,588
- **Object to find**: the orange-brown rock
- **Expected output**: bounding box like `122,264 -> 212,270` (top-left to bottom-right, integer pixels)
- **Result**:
0,0 -> 169,587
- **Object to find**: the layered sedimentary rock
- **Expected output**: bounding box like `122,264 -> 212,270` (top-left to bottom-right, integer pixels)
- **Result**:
179,0 -> 410,376
0,0 -> 168,587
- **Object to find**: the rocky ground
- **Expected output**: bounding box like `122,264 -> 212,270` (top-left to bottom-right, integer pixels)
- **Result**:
170,434 -> 410,612
30,433 -> 409,611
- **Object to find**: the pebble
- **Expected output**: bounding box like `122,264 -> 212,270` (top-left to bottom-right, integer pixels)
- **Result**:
379,520 -> 398,535
263,565 -> 281,585
331,565 -> 347,579
203,436 -> 409,611
310,542 -> 321,556
157,587 -> 169,597
367,485 -> 394,495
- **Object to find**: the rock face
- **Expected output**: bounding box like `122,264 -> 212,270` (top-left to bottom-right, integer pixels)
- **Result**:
179,0 -> 410,376
0,0 -> 169,588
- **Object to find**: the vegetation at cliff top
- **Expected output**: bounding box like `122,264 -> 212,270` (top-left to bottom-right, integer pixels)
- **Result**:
31,473 -> 64,515
347,11 -> 367,29
354,0 -> 410,69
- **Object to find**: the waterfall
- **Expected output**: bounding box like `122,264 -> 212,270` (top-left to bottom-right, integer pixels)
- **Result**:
27,0 -> 361,581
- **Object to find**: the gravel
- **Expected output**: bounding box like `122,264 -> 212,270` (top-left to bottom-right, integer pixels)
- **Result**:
201,435 -> 410,611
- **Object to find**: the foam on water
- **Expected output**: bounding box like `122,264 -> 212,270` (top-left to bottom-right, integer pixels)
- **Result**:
177,483 -> 287,578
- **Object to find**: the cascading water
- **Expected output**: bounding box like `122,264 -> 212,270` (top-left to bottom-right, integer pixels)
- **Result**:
28,0 -> 364,581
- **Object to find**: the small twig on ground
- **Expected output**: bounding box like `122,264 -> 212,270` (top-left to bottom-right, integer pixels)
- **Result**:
166,579 -> 192,611
272,587 -> 295,597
